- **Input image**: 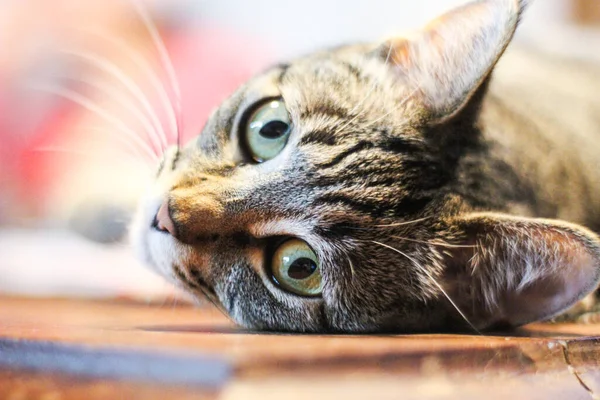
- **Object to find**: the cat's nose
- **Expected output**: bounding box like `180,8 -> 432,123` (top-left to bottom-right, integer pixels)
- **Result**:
154,190 -> 226,244
153,200 -> 176,236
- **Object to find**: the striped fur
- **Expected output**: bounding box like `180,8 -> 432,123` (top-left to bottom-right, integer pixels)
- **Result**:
131,0 -> 600,332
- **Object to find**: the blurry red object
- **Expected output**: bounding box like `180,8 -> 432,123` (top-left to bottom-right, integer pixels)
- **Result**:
0,23 -> 272,223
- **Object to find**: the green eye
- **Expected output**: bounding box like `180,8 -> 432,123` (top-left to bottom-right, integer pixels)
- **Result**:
245,99 -> 291,162
271,239 -> 323,297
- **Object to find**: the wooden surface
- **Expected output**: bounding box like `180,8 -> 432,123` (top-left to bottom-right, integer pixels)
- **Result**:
0,297 -> 599,399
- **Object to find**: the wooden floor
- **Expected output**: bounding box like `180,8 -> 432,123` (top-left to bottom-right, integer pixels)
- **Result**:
0,296 -> 599,399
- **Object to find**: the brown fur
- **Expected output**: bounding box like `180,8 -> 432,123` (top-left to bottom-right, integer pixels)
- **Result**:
132,0 -> 600,333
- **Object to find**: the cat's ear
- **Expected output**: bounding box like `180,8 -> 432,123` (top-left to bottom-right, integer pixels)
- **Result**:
439,213 -> 600,329
377,0 -> 528,120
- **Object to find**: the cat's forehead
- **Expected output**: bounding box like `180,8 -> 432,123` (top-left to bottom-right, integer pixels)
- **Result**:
192,46 -> 422,172
229,49 -> 416,140
241,46 -> 399,108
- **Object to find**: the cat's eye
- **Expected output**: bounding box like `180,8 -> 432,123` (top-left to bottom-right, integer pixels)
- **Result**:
245,99 -> 291,162
271,239 -> 323,297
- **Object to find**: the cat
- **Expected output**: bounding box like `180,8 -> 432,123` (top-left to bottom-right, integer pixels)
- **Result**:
131,0 -> 600,333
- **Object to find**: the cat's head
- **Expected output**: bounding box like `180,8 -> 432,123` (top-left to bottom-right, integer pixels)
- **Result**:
132,0 -> 600,332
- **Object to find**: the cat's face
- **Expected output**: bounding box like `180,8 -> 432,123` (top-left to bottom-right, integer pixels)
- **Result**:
134,47 -> 449,332
132,0 -> 600,332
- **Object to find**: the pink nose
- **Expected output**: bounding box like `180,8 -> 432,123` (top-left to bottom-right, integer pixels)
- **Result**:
155,200 -> 176,236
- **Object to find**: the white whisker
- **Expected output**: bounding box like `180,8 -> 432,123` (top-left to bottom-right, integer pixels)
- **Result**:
391,235 -> 476,249
81,28 -> 177,144
84,126 -> 154,164
30,83 -> 158,162
360,87 -> 419,131
33,146 -> 96,158
371,240 -> 481,334
64,74 -> 162,155
33,144 -> 148,166
334,43 -> 395,135
347,255 -> 356,279
130,0 -> 182,146
374,216 -> 431,228
60,49 -> 166,153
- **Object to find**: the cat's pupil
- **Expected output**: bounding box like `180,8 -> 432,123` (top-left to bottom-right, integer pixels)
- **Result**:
259,120 -> 289,139
287,258 -> 317,280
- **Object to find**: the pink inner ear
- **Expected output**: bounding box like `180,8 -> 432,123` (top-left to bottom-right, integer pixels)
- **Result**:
498,228 -> 600,326
380,0 -> 524,120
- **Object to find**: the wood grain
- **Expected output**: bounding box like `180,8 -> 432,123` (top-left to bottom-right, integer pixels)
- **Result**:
0,296 -> 598,399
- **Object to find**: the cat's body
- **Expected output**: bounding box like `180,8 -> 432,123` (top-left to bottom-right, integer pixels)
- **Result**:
133,0 -> 600,333
445,48 -> 600,323
478,49 -> 600,229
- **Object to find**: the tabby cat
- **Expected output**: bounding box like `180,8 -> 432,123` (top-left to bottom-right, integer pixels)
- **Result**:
131,0 -> 600,332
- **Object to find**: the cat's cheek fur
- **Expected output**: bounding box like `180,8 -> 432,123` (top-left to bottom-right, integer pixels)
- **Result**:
130,147 -> 184,281
131,203 -> 183,284
130,196 -> 161,269
218,262 -> 326,332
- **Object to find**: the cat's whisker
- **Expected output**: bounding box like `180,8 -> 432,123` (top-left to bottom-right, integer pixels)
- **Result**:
30,83 -> 158,162
371,240 -> 481,334
81,28 -> 178,145
155,284 -> 171,308
337,45 -> 420,137
130,0 -> 182,149
341,216 -> 432,232
360,87 -> 420,132
195,286 -> 229,317
334,105 -> 366,136
33,145 -> 144,165
34,142 -> 149,167
383,40 -> 394,64
334,43 -> 395,135
391,235 -> 476,249
63,74 -> 162,155
33,146 -> 95,158
176,265 -> 230,317
374,216 -> 432,228
347,255 -> 356,279
84,126 -> 155,164
60,49 -> 167,154
168,293 -> 179,310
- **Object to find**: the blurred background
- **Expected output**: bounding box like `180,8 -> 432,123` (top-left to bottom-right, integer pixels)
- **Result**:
0,0 -> 599,302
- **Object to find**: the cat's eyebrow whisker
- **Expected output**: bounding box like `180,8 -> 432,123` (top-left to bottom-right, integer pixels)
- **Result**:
334,43 -> 395,136
342,216 -> 431,232
334,104 -> 367,136
130,0 -> 183,149
60,49 -> 167,154
360,87 -> 420,132
391,235 -> 476,249
347,255 -> 356,279
81,28 -> 178,145
30,83 -> 159,162
371,240 -> 481,335
374,216 -> 432,228
62,74 -> 162,155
